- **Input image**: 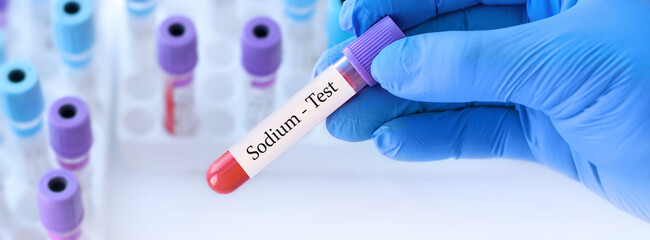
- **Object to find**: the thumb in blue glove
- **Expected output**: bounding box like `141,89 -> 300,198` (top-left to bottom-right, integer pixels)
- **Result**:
314,0 -> 650,221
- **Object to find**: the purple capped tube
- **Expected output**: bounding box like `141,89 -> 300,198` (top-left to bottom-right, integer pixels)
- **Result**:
157,15 -> 198,136
49,96 -> 92,172
38,169 -> 84,240
0,0 -> 8,29
48,96 -> 94,209
242,16 -> 282,129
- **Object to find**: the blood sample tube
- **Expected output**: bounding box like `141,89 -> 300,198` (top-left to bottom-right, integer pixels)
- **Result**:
52,0 -> 97,108
28,0 -> 59,80
126,0 -> 157,69
283,0 -> 318,69
37,169 -> 84,240
0,61 -> 50,221
242,16 -> 282,129
125,0 -> 156,16
206,16 -> 405,194
0,0 -> 7,29
325,0 -> 352,47
157,15 -> 199,136
52,0 -> 94,68
0,61 -> 48,175
48,96 -> 94,209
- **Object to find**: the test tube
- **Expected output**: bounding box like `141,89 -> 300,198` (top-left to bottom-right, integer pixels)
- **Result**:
48,96 -> 94,210
0,61 -> 50,221
125,0 -> 156,17
28,0 -> 59,80
325,0 -> 352,47
37,169 -> 84,240
126,0 -> 157,69
0,61 -> 47,173
213,0 -> 237,35
52,0 -> 96,104
242,16 -> 282,129
157,16 -> 199,136
206,17 -> 405,194
0,0 -> 7,29
52,0 -> 94,68
283,0 -> 318,69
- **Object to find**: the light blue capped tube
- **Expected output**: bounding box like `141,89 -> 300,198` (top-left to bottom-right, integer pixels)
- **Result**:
283,0 -> 319,71
0,61 -> 45,137
284,0 -> 317,22
325,0 -> 352,47
126,0 -> 157,17
1,61 -> 51,223
52,0 -> 95,68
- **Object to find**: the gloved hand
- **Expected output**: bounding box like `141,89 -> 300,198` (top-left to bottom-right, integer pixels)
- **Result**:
313,0 -> 650,221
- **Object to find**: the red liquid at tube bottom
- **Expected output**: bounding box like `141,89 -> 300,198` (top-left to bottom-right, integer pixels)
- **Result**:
206,151 -> 250,194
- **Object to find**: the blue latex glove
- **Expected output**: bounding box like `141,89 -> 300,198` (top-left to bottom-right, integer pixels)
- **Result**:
313,0 -> 650,221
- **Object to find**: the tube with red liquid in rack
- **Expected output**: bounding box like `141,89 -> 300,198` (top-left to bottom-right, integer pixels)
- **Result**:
242,16 -> 282,130
157,15 -> 198,136
206,16 -> 405,194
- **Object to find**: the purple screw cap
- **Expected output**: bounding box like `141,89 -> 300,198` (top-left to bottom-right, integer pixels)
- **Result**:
241,16 -> 282,77
0,0 -> 7,12
157,15 -> 198,75
38,169 -> 84,237
48,96 -> 92,171
342,16 -> 405,86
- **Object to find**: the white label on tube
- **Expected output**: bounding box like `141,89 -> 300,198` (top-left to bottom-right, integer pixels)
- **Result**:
229,66 -> 356,178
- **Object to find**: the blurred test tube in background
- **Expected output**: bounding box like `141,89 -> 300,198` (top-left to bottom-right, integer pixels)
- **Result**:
29,0 -> 60,80
48,96 -> 95,215
325,0 -> 352,47
242,16 -> 282,130
125,0 -> 157,70
213,0 -> 237,36
38,169 -> 85,240
0,61 -> 51,223
52,0 -> 98,112
0,0 -> 8,30
124,0 -> 158,100
280,0 -> 319,98
205,0 -> 237,69
283,0 -> 318,69
157,15 -> 199,136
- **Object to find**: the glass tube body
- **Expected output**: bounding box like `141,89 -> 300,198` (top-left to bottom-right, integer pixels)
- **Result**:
56,151 -> 93,212
126,0 -> 156,70
213,0 -> 236,35
246,72 -> 276,130
66,61 -> 95,97
5,118 -> 50,222
9,116 -> 49,183
164,71 -> 197,136
207,56 -> 366,194
284,4 -> 317,70
30,0 -> 59,79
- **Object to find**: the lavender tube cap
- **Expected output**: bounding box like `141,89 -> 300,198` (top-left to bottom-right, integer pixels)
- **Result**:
342,16 -> 405,86
0,0 -> 7,12
38,169 -> 84,238
49,96 -> 93,171
157,15 -> 198,75
241,16 -> 282,77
